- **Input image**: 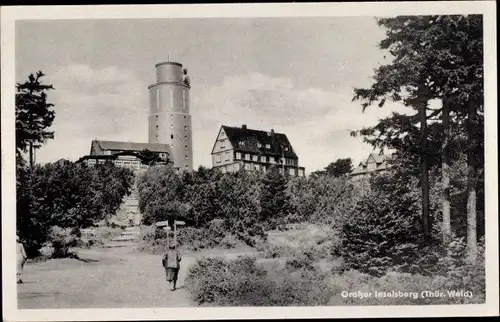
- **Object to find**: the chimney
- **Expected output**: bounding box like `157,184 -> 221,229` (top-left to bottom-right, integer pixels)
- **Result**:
242,124 -> 247,130
271,129 -> 275,135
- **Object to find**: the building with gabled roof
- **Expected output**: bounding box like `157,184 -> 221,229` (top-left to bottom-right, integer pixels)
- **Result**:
76,140 -> 172,172
89,140 -> 172,156
350,152 -> 394,180
211,124 -> 305,177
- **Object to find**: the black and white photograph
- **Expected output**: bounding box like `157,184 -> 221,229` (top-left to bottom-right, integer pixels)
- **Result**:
1,2 -> 498,320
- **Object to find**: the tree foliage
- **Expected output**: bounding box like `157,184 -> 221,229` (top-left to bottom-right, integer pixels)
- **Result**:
351,15 -> 484,252
311,158 -> 353,178
17,161 -> 134,257
137,149 -> 168,166
259,165 -> 292,230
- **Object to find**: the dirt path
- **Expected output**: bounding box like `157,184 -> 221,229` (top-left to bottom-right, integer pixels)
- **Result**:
17,246 -> 197,309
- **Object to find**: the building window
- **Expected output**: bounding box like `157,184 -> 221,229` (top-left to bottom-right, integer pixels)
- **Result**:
257,142 -> 262,148
254,164 -> 259,171
234,163 -> 240,171
262,165 -> 267,172
216,154 -> 221,163
289,168 -> 295,176
236,152 -> 241,160
221,167 -> 226,174
270,157 -> 275,164
245,163 -> 251,170
279,168 -> 284,174
245,154 -> 250,161
225,152 -> 230,161
283,146 -> 289,152
266,144 -> 271,149
252,155 -> 258,162
299,169 -> 304,177
221,139 -> 226,149
220,131 -> 225,137
240,141 -> 245,147
261,156 -> 266,162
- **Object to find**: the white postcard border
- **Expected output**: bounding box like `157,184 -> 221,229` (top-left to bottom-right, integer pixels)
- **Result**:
2,2 -> 498,320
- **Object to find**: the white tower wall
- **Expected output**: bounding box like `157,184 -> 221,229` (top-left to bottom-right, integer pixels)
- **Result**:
148,62 -> 193,172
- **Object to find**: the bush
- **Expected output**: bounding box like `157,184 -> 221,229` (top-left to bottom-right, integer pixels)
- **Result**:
139,219 -> 246,253
185,256 -> 273,306
340,173 -> 441,277
49,226 -> 80,258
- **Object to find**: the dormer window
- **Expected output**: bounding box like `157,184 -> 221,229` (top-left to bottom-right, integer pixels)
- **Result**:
240,141 -> 246,147
257,142 -> 262,148
283,146 -> 289,152
265,144 -> 271,149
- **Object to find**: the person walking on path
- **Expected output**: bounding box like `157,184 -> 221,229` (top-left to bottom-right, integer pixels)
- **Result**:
162,243 -> 182,291
17,235 -> 27,284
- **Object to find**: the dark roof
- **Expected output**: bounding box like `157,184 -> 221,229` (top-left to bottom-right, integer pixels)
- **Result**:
76,155 -> 117,163
217,125 -> 298,159
155,62 -> 182,67
91,140 -> 171,155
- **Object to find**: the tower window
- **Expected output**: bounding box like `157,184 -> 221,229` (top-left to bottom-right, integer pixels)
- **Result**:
184,116 -> 187,119
170,124 -> 173,128
185,155 -> 188,160
184,126 -> 188,131
185,135 -> 188,140
171,134 -> 174,139
185,145 -> 188,151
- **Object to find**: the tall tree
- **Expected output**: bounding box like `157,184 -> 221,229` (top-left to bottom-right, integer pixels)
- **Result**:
259,165 -> 290,230
16,71 -> 56,167
351,15 -> 483,248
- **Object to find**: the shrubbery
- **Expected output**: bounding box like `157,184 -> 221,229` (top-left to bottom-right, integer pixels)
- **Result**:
17,160 -> 134,257
137,165 -> 269,248
185,256 -> 273,306
186,248 -> 485,307
340,157 -> 485,278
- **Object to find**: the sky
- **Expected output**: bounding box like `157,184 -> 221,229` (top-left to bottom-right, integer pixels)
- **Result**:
16,17 -> 414,173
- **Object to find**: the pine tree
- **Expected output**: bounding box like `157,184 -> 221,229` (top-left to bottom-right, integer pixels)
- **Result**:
259,165 -> 291,230
351,15 -> 484,251
16,71 -> 56,167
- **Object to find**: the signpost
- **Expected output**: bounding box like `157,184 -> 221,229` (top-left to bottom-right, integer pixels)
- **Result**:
155,219 -> 186,248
